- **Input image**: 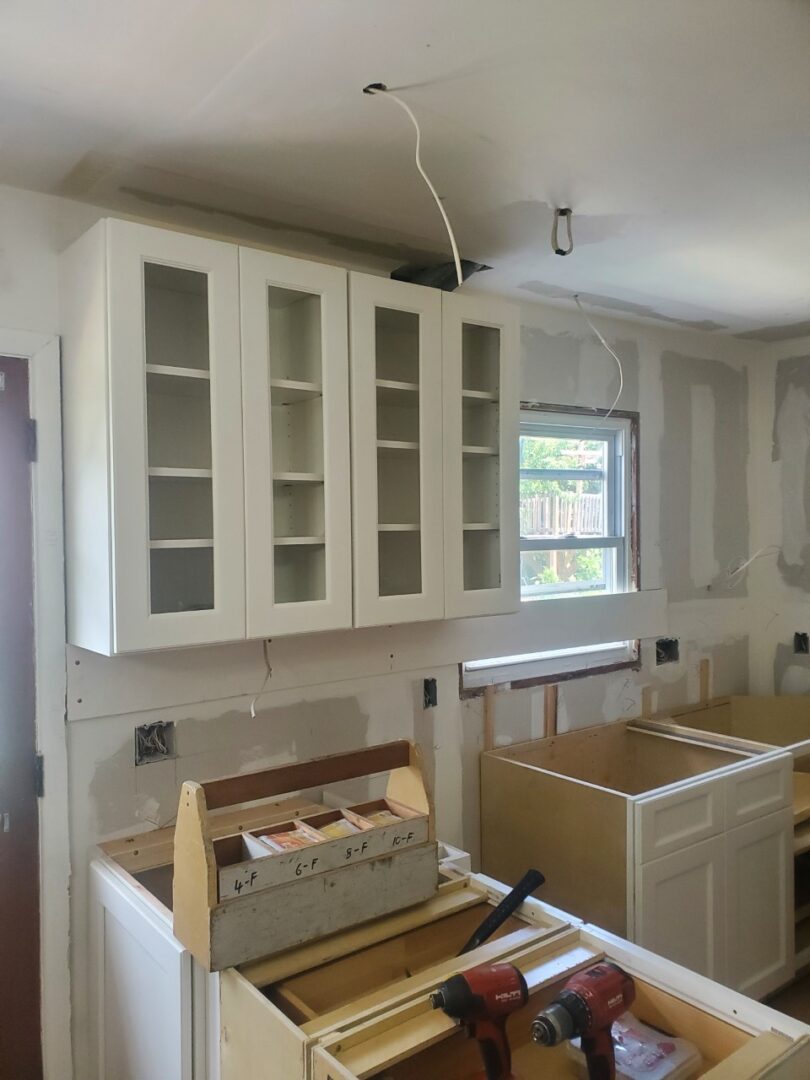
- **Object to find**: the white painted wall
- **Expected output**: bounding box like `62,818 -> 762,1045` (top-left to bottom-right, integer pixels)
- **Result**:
0,182 -> 765,1077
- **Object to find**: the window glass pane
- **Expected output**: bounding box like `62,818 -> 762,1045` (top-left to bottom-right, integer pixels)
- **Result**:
520,547 -> 615,601
520,477 -> 605,537
519,434 -> 607,472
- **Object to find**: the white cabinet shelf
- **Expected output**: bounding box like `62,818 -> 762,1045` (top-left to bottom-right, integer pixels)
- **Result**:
149,539 -> 214,550
443,293 -> 519,618
61,218 -> 245,654
241,249 -> 351,635
269,378 -> 322,404
350,274 -> 444,627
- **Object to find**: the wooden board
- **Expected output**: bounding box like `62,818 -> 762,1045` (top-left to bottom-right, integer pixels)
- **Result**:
481,751 -> 629,935
209,842 -> 439,971
794,772 -> 810,826
219,967 -> 305,1080
217,806 -> 429,900
489,720 -> 744,797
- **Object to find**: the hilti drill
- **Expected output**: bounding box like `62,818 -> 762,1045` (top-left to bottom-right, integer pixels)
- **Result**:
431,962 -> 528,1080
531,961 -> 635,1080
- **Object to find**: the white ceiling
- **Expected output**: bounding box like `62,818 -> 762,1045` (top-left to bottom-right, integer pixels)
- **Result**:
2,0 -> 809,336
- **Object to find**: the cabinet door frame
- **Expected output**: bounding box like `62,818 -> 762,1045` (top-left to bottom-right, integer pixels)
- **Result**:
107,220 -> 245,651
635,834 -> 726,983
91,860 -> 193,1080
349,273 -> 444,627
634,776 -> 726,864
442,292 -> 520,618
240,249 -> 351,636
725,807 -> 794,999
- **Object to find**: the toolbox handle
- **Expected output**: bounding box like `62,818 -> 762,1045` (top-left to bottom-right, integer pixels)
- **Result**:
201,740 -> 414,810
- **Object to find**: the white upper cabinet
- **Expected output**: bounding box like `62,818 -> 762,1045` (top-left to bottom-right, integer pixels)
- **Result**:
61,219 -> 521,652
61,219 -> 245,654
240,249 -> 352,636
349,273 -> 445,627
442,293 -> 520,618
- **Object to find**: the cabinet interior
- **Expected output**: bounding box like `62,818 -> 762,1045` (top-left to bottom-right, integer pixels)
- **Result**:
498,723 -> 745,796
265,283 -> 328,605
664,697 -> 810,747
460,323 -> 502,591
374,306 -> 424,598
366,971 -> 755,1079
260,902 -> 525,1030
143,261 -> 217,615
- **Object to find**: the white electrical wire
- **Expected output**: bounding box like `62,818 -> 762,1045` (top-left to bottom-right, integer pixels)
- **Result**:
249,638 -> 273,719
366,86 -> 463,289
723,545 -> 781,587
574,294 -> 625,420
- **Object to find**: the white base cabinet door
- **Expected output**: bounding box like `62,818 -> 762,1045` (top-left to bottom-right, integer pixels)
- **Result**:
725,808 -> 794,999
635,835 -> 726,983
91,862 -> 194,1080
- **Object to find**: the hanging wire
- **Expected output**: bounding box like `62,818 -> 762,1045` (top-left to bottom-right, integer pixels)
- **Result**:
249,638 -> 273,719
363,83 -> 463,288
574,295 -> 624,420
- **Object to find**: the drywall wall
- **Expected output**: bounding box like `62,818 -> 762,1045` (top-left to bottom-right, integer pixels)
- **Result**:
748,334 -> 810,695
0,182 -> 763,1078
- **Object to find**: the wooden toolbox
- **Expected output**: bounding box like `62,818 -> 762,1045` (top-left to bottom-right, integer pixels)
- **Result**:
219,873 -> 573,1080
309,923 -> 810,1079
173,741 -> 439,970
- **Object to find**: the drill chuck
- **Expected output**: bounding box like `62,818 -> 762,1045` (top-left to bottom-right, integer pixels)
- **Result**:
531,1001 -> 575,1046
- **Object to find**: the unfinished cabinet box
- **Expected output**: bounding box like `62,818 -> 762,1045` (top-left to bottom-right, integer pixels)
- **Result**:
240,249 -> 352,636
173,742 -> 439,971
220,875 -> 570,1080
61,218 -> 245,653
442,292 -> 520,617
311,924 -> 810,1079
481,720 -> 795,997
349,273 -> 444,626
640,693 -> 810,971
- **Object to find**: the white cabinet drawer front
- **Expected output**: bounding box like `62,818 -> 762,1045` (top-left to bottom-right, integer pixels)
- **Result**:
725,808 -> 794,999
636,780 -> 725,863
725,755 -> 792,827
635,835 -> 726,982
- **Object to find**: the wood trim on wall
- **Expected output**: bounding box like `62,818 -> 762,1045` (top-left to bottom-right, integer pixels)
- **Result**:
2,331 -> 71,1080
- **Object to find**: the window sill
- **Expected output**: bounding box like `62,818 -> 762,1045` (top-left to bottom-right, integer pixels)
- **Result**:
461,639 -> 641,695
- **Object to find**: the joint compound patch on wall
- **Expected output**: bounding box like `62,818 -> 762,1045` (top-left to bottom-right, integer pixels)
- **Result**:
660,352 -> 749,600
772,355 -> 810,590
521,327 -> 640,413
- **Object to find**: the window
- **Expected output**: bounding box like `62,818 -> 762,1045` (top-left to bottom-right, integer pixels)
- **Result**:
462,405 -> 639,690
519,408 -> 635,601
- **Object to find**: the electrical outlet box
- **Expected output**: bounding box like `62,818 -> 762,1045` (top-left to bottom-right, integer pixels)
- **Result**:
794,632 -> 809,655
656,638 -> 680,665
135,721 -> 176,765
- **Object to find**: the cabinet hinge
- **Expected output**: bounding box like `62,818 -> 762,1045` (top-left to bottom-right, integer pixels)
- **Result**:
27,418 -> 37,463
34,754 -> 44,798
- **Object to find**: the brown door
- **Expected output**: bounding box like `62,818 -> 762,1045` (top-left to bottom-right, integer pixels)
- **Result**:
0,357 -> 42,1078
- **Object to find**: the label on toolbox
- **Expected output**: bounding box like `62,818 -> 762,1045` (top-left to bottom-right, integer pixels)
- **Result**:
219,816 -> 430,899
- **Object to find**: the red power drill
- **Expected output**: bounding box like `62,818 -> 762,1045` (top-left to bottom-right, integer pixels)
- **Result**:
531,961 -> 636,1080
430,962 -> 528,1080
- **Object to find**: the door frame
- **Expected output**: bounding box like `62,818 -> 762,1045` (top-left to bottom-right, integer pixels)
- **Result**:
1,329 -> 70,1077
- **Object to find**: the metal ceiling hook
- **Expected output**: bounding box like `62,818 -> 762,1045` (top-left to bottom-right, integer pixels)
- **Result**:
552,207 -> 573,256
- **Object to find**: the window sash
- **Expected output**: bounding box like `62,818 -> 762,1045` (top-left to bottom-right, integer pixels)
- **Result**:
519,411 -> 630,597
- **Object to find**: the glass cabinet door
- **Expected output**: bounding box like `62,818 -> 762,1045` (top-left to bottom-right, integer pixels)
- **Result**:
442,293 -> 519,618
240,249 -> 351,636
107,220 -> 245,651
349,273 -> 444,627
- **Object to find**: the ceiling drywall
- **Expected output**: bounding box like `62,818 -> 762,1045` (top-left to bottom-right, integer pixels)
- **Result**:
1,0 -> 809,334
